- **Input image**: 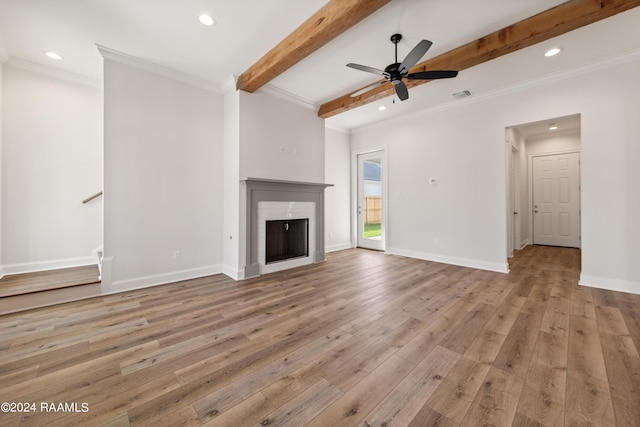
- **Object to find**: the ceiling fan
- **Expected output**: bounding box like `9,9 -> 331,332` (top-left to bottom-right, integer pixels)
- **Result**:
347,33 -> 458,101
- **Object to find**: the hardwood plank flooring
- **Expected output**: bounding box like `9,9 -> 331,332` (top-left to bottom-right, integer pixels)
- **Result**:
0,266 -> 100,298
1,246 -> 640,426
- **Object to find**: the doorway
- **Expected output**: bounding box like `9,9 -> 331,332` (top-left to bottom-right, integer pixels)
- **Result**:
356,150 -> 385,251
506,114 -> 581,257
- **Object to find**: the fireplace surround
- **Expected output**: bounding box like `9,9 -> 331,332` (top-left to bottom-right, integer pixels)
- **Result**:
242,178 -> 332,278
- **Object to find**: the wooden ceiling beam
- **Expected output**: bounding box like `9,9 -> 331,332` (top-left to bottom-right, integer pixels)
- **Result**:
318,0 -> 640,119
236,0 -> 391,93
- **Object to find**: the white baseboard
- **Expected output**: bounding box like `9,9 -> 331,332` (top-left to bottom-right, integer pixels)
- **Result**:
325,242 -> 353,253
105,264 -> 223,294
1,256 -> 97,276
579,274 -> 640,295
519,239 -> 530,250
387,247 -> 509,274
222,264 -> 244,281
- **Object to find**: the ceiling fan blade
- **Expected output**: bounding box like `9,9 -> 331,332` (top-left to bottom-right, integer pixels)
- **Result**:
406,70 -> 459,80
399,40 -> 432,74
350,80 -> 386,97
394,81 -> 409,101
346,63 -> 388,76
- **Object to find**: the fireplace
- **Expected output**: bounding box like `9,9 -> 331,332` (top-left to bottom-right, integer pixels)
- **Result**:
257,201 -> 315,274
242,178 -> 332,278
265,219 -> 309,264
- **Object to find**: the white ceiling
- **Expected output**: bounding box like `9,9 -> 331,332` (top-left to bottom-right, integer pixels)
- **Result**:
1,0 -> 639,131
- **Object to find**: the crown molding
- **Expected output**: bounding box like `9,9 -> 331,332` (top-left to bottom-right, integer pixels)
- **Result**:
325,123 -> 351,134
355,47 -> 640,133
259,84 -> 317,111
96,44 -> 220,93
4,57 -> 102,88
462,47 -> 640,111
221,75 -> 237,94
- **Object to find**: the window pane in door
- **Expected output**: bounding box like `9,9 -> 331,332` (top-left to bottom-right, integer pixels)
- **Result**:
362,158 -> 382,240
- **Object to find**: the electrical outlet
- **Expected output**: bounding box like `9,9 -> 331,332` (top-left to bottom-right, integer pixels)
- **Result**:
173,250 -> 181,260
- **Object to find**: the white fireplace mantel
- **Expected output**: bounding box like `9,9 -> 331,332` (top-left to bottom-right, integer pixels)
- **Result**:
242,178 -> 333,278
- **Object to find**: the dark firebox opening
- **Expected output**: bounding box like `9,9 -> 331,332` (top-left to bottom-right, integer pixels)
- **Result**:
265,219 -> 309,264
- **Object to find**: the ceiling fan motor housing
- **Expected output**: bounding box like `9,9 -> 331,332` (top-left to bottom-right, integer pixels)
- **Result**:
384,63 -> 403,84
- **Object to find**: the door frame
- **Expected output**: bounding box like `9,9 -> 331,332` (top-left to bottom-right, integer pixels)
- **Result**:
351,146 -> 388,251
507,143 -> 522,257
528,149 -> 581,247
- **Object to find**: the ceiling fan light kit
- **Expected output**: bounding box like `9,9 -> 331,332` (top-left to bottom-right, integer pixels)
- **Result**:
347,33 -> 458,101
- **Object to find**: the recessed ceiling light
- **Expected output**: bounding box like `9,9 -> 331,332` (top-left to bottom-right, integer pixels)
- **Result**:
45,51 -> 63,60
199,14 -> 215,26
544,47 -> 561,57
549,124 -> 558,130
378,105 -> 387,111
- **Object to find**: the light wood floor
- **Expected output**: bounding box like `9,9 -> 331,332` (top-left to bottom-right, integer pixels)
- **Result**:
0,266 -> 100,298
1,246 -> 639,426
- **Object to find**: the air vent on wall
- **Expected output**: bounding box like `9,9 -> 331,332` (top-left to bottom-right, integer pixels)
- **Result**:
452,90 -> 471,99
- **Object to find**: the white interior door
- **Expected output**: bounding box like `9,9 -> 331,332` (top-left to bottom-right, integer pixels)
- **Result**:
357,151 -> 384,251
532,152 -> 581,248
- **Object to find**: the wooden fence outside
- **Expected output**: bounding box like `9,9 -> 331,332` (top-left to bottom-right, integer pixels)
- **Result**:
364,196 -> 382,225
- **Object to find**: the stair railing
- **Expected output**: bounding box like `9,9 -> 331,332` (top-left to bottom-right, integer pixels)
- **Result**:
82,191 -> 103,204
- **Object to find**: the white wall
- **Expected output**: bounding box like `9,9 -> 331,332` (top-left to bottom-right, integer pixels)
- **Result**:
239,90 -> 325,183
1,65 -> 102,274
578,59 -> 640,293
0,62 -> 3,277
325,127 -> 352,252
102,59 -> 223,291
222,84 -> 241,278
353,106 -> 508,273
351,52 -> 640,293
